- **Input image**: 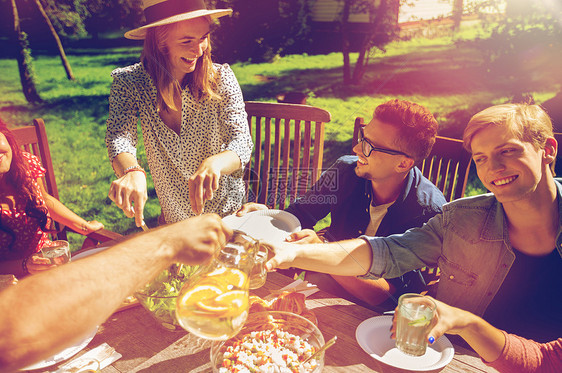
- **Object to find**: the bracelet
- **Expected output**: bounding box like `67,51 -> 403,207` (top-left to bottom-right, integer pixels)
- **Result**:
121,165 -> 146,178
22,256 -> 30,275
81,222 -> 89,232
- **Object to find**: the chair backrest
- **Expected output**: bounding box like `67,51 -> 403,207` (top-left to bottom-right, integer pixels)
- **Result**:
244,101 -> 331,209
352,117 -> 472,201
11,118 -> 66,239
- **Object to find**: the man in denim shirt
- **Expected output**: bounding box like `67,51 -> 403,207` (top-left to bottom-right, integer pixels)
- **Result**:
239,99 -> 446,309
267,103 -> 562,342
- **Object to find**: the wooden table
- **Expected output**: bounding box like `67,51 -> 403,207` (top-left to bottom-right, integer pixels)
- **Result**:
30,272 -> 497,372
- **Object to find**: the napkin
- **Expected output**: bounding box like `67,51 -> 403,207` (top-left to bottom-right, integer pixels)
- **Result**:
264,279 -> 319,301
53,343 -> 121,372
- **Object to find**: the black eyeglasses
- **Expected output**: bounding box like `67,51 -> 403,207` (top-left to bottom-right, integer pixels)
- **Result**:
358,127 -> 411,158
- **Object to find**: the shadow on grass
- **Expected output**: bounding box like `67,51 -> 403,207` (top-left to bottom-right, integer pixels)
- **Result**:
1,95 -> 110,122
244,42 -> 550,104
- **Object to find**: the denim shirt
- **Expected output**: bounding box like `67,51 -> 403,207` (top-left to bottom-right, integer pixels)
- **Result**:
363,180 -> 562,316
286,155 -> 446,241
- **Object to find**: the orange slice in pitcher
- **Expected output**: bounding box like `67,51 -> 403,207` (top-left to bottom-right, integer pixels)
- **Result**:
178,284 -> 222,308
206,267 -> 247,289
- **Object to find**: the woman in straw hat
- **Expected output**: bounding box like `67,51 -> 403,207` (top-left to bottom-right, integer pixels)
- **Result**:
106,0 -> 252,227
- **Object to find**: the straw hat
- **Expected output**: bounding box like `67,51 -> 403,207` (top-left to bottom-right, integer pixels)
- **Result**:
125,0 -> 232,40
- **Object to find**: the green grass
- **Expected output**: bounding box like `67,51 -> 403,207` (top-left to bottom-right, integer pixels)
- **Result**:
1,29 -> 560,246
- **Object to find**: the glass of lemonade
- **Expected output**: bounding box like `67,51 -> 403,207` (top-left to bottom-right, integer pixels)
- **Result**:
395,293 -> 436,356
176,231 -> 256,340
248,245 -> 268,289
41,240 -> 71,265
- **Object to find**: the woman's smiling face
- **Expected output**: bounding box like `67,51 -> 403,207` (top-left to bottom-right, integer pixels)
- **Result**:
164,17 -> 210,81
0,132 -> 13,178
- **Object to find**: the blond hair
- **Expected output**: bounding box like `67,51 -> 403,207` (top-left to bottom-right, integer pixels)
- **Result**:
141,19 -> 219,112
463,103 -> 555,174
463,103 -> 553,152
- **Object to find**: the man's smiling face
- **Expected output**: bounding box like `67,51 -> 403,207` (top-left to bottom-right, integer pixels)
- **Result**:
471,125 -> 546,203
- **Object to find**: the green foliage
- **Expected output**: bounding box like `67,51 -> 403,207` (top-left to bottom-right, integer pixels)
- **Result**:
210,0 -> 312,63
74,0 -> 143,39
468,0 -> 562,93
42,0 -> 87,39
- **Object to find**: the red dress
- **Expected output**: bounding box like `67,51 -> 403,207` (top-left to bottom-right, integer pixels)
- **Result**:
0,152 -> 52,260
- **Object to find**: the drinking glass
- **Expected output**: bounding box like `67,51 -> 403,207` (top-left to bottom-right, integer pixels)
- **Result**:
41,240 -> 71,265
395,293 -> 436,356
249,245 -> 268,289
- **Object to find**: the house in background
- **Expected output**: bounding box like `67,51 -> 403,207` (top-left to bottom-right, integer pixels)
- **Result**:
308,0 -> 399,53
308,0 -> 504,52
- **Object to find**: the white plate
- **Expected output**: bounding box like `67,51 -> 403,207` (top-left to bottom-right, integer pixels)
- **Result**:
355,316 -> 454,371
72,246 -> 110,261
21,327 -> 98,371
222,210 -> 301,242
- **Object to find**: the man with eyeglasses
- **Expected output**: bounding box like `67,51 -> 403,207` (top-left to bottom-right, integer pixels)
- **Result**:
238,99 -> 446,309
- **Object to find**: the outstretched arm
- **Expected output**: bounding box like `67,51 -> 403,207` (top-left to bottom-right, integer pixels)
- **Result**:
0,214 -> 230,372
266,238 -> 373,276
40,184 -> 104,235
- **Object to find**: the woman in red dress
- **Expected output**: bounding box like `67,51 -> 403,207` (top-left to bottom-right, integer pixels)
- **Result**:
0,121 -> 104,276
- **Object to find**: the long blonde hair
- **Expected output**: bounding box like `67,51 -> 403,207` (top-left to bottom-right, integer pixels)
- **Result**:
141,18 -> 219,112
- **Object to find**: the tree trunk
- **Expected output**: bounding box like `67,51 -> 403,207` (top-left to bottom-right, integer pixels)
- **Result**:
33,0 -> 75,80
351,0 -> 384,84
341,0 -> 352,85
452,0 -> 463,32
352,35 -> 368,84
11,0 -> 42,104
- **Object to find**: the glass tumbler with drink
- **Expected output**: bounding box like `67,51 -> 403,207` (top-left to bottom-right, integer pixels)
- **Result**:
41,240 -> 71,265
248,244 -> 269,289
395,293 -> 436,356
176,231 -> 258,340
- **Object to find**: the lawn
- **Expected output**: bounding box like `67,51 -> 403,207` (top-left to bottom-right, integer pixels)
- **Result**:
0,26 -> 560,247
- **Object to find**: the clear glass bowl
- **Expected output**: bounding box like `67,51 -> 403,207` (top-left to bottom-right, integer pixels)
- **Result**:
210,311 -> 325,372
135,264 -> 198,331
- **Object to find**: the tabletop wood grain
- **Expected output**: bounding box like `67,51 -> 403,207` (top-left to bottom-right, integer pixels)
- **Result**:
27,271 -> 498,373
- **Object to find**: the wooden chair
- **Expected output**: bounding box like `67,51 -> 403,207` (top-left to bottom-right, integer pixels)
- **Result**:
244,101 -> 331,209
352,117 -> 472,202
12,118 -> 122,249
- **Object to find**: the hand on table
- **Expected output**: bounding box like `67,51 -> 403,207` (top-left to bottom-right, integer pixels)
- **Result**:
108,171 -> 147,227
236,202 -> 269,216
81,220 -> 104,234
285,229 -> 323,244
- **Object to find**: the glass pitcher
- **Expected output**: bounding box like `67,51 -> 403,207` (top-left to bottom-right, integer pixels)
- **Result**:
175,230 -> 258,340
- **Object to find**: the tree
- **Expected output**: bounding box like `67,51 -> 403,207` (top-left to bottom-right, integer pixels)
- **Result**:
452,0 -> 463,32
210,0 -> 311,63
10,0 -> 42,104
74,0 -> 143,40
340,0 -> 400,85
33,0 -> 75,80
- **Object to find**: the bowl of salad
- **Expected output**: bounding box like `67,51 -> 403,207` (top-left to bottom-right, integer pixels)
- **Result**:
210,311 -> 325,372
135,264 -> 199,331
